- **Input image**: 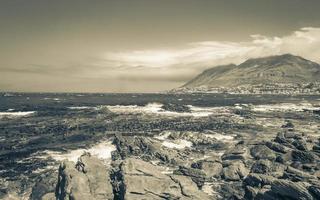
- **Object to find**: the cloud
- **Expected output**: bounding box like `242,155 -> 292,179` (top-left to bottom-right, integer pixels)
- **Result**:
3,27 -> 319,92
81,27 -> 320,85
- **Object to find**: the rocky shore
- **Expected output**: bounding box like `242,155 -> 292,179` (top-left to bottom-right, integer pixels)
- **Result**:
25,126 -> 320,200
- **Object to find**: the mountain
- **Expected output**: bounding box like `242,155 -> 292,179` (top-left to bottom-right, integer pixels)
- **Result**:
182,54 -> 320,91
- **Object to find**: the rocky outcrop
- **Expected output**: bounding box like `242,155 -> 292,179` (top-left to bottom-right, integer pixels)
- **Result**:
55,154 -> 113,200
223,161 -> 249,181
114,158 -> 209,199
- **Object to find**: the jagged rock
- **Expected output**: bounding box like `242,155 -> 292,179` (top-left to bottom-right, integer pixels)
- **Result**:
255,185 -> 279,200
292,139 -> 308,151
223,161 -> 249,181
292,150 -> 317,163
244,173 -> 276,187
266,141 -> 288,153
161,103 -> 191,113
56,154 -> 113,200
308,185 -> 320,199
283,166 -> 316,182
30,171 -> 57,200
174,166 -> 206,187
244,185 -> 259,200
250,145 -> 277,161
191,159 -> 223,178
112,135 -> 183,164
250,159 -> 285,177
282,121 -> 295,129
170,175 -> 210,199
119,158 -> 209,199
219,182 -> 245,199
270,179 -> 313,200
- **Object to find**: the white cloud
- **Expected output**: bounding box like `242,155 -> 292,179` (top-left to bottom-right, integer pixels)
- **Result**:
81,27 -> 320,85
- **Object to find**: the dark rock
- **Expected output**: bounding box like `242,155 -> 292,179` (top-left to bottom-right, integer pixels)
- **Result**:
308,185 -> 320,199
270,179 -> 313,200
174,166 -> 207,188
266,141 -> 288,153
220,182 -> 245,200
191,159 -> 223,179
161,103 -> 191,113
244,173 -> 276,187
292,139 -> 308,151
254,186 -> 279,200
283,166 -> 315,182
223,161 -> 249,181
250,145 -> 277,161
112,135 -> 182,164
251,159 -> 272,174
292,150 -> 317,163
244,186 -> 258,200
30,171 -> 57,200
250,159 -> 285,177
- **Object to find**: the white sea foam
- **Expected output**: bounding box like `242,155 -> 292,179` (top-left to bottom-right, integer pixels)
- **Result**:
39,140 -> 116,164
108,103 -> 225,117
251,103 -> 318,112
204,133 -> 235,141
162,139 -> 192,149
154,131 -> 172,140
0,111 -> 35,117
68,106 -> 95,110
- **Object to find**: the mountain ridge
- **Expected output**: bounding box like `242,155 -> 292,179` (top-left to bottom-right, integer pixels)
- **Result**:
183,54 -> 320,88
175,54 -> 320,94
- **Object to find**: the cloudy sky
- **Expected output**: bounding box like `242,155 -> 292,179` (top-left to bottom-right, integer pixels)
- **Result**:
1,0 -> 320,93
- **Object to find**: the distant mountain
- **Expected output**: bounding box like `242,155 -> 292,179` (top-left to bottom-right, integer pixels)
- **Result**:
181,54 -> 320,92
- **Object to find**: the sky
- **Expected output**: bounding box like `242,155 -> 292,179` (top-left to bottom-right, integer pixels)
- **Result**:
1,0 -> 320,93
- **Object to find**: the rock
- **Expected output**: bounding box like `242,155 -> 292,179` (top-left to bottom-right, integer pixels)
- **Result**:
250,159 -> 285,177
244,186 -> 258,200
170,175 -> 210,199
219,182 -> 245,199
161,103 -> 191,113
266,141 -> 288,153
30,171 -> 57,200
223,161 -> 249,181
282,121 -> 295,129
112,135 -> 183,164
283,166 -> 315,182
250,145 -> 277,161
244,173 -> 276,187
251,159 -> 272,174
308,185 -> 320,199
56,154 -> 113,200
41,193 -> 56,200
270,179 -> 313,200
120,158 -> 209,199
292,150 -> 317,163
254,186 -> 279,200
192,159 -> 223,178
292,139 -> 308,151
174,166 -> 206,188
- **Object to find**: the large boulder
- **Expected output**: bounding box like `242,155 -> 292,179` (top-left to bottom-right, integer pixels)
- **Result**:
223,161 -> 249,181
119,158 -> 209,199
112,135 -> 183,165
56,154 -> 113,200
174,166 -> 207,187
292,150 -> 317,163
30,171 -> 57,200
270,179 -> 313,200
191,157 -> 223,179
250,145 -> 277,161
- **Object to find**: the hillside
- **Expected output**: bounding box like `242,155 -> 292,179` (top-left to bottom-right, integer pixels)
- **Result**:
179,54 -> 320,94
